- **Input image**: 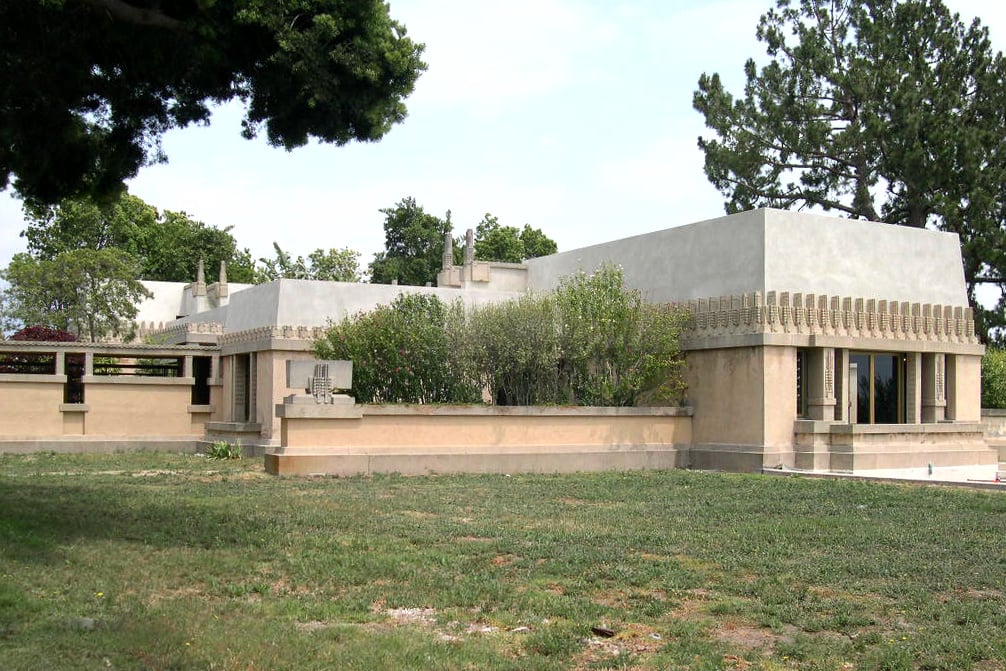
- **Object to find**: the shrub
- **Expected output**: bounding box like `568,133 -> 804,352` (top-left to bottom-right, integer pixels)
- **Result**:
312,266 -> 689,407
9,325 -> 77,341
553,263 -> 688,406
314,293 -> 480,404
204,440 -> 242,460
467,293 -> 562,405
982,347 -> 1006,409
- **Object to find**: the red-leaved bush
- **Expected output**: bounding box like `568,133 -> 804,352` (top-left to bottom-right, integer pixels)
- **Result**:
9,325 -> 78,342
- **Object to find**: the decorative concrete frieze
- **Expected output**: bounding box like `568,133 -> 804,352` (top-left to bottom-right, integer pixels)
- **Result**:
134,320 -> 225,342
685,290 -> 979,345
218,325 -> 328,347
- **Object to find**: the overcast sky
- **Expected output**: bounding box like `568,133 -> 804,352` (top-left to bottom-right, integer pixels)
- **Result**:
2,0 -> 1004,276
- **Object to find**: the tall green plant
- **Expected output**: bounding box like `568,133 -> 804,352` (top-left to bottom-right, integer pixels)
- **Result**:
982,348 -> 1006,409
554,264 -> 688,406
313,265 -> 688,407
313,293 -> 478,404
467,293 -> 561,405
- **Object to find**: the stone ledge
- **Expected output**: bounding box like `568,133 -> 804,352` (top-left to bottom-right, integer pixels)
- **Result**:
83,375 -> 195,386
795,420 -> 984,435
0,374 -> 65,383
264,447 -> 685,476
276,403 -> 363,419
359,404 -> 693,417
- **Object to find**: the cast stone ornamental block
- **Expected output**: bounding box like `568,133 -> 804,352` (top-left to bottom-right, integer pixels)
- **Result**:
286,359 -> 353,404
683,290 -> 979,346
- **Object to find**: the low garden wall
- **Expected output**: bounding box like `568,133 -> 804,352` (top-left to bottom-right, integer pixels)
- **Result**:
794,420 -> 995,472
981,409 -> 1006,462
266,404 -> 693,475
0,342 -> 219,454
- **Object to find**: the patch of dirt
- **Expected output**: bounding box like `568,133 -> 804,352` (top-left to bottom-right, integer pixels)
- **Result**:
712,620 -> 798,652
385,607 -> 438,625
490,554 -> 517,566
145,586 -> 206,606
569,622 -> 666,670
591,587 -> 667,609
665,589 -> 715,619
973,661 -> 1006,671
635,551 -> 673,562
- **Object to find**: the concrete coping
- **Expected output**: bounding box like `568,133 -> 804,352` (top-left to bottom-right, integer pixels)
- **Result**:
59,403 -> 89,413
981,409 -> 1006,417
794,420 -> 984,435
0,373 -> 65,383
82,375 -> 195,386
187,404 -> 214,414
205,421 -> 262,433
359,404 -> 694,417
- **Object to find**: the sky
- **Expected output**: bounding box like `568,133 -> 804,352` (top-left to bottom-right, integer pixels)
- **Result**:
2,0 -> 1005,278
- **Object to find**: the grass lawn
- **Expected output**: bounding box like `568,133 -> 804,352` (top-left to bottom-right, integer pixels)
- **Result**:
1,452 -> 1004,671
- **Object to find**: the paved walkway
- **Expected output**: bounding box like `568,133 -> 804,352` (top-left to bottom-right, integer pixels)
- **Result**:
767,463 -> 1005,490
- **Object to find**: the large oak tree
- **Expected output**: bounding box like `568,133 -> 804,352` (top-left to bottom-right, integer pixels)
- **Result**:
1,0 -> 426,204
693,0 -> 1006,339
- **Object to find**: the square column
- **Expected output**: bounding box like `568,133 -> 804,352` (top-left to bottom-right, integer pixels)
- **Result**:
921,353 -> 946,423
806,347 -> 837,421
946,353 -> 982,422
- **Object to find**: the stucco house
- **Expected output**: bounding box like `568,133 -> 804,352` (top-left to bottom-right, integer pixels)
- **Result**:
0,208 -> 995,476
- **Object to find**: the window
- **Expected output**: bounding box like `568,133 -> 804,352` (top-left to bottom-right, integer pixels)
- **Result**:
850,352 -> 906,424
191,356 -> 212,405
64,354 -> 85,403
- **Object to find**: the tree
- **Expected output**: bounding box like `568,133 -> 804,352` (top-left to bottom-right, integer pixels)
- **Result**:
9,325 -> 78,342
472,214 -> 557,262
1,1 -> 426,204
693,0 -> 1006,339
255,243 -> 361,282
369,197 -> 451,286
1,249 -> 152,342
22,193 -> 256,282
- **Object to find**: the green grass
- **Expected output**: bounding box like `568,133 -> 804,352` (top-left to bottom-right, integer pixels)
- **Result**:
1,452 -> 1004,670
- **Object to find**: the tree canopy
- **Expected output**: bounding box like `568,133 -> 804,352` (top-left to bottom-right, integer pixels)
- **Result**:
255,243 -> 361,283
693,0 -> 1006,339
1,0 -> 426,204
369,199 -> 560,286
472,214 -> 558,263
1,249 -> 151,341
369,197 -> 451,286
22,193 -> 256,282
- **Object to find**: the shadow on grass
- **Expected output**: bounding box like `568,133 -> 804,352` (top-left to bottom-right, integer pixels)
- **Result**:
0,480 -> 268,563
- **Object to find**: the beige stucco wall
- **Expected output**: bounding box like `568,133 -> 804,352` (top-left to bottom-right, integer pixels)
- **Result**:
269,405 -> 692,475
0,378 -> 65,437
278,406 -> 691,452
0,375 -> 208,449
686,347 -> 765,447
948,353 -> 982,422
84,381 -> 204,437
256,349 -> 319,441
685,345 -> 797,471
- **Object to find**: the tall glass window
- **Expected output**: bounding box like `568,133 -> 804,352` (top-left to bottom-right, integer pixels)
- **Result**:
851,352 -> 905,424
